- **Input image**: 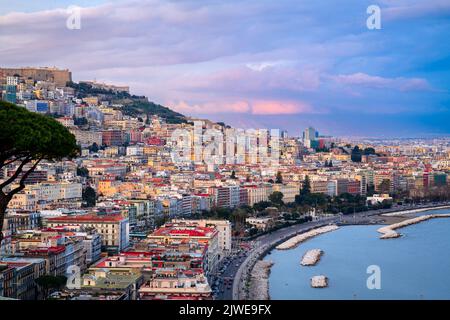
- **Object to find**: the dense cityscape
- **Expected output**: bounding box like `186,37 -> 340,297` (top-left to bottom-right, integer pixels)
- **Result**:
0,66 -> 449,301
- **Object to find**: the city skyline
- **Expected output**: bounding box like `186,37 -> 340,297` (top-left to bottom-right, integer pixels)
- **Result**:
1,0 -> 449,137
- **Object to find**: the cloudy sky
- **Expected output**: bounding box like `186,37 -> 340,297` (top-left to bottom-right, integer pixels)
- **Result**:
1,0 -> 449,137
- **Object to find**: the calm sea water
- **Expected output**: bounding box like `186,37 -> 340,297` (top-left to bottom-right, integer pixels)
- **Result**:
265,208 -> 450,300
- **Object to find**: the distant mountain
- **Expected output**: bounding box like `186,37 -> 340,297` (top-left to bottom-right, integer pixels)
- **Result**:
67,81 -> 187,124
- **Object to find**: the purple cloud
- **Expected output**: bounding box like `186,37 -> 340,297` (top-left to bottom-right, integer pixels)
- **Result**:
328,73 -> 433,92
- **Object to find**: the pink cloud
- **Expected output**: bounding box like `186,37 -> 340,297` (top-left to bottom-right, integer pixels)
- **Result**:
168,99 -> 311,115
251,100 -> 311,115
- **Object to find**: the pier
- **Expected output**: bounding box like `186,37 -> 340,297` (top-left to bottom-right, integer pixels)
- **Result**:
377,214 -> 450,239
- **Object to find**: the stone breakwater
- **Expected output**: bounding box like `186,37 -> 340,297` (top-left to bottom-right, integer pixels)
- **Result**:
301,249 -> 323,266
276,225 -> 339,250
248,260 -> 274,300
382,205 -> 450,217
377,214 -> 450,239
311,275 -> 328,288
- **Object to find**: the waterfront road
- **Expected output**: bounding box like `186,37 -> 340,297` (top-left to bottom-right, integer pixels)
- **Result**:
212,202 -> 450,300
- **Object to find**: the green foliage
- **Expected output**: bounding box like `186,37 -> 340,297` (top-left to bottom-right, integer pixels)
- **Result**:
300,175 -> 311,196
296,192 -> 329,206
0,101 -> 78,241
0,101 -> 78,162
378,179 -> 391,194
88,142 -> 99,153
275,171 -> 283,184
35,275 -> 67,299
73,117 -> 87,126
122,100 -> 186,124
35,275 -> 67,288
366,184 -> 375,196
77,166 -> 89,177
82,186 -> 97,207
363,147 -> 376,155
248,227 -> 258,236
67,81 -> 186,124
67,81 -> 130,99
268,191 -> 284,206
351,145 -> 362,162
253,201 -> 272,212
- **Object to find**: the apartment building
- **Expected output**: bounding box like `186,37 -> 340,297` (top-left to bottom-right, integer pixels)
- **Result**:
46,214 -> 130,254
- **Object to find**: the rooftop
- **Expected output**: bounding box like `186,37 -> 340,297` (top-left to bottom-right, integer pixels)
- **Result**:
47,214 -> 125,223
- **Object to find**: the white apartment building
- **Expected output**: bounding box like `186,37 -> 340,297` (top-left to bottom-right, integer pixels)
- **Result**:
172,219 -> 232,257
26,182 -> 82,203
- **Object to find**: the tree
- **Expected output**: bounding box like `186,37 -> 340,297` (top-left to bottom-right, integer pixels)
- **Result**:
366,184 -> 375,196
363,147 -> 376,155
379,179 -> 391,194
76,166 -> 89,177
269,191 -> 284,206
300,175 -> 311,196
35,275 -> 67,299
275,171 -> 283,184
253,201 -> 272,212
88,142 -> 99,153
73,117 -> 88,126
0,102 -> 78,243
351,146 -> 362,162
248,227 -> 258,236
231,208 -> 248,231
82,186 -> 97,207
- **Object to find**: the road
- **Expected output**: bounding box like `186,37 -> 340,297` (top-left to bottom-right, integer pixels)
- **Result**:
212,201 -> 450,300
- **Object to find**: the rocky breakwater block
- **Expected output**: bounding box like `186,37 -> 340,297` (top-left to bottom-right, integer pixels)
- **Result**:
311,275 -> 328,288
301,249 -> 323,266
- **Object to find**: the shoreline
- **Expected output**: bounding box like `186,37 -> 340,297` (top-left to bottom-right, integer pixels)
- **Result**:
248,260 -> 274,300
377,213 -> 450,239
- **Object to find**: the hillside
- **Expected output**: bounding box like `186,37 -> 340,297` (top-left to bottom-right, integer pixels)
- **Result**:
67,81 -> 186,124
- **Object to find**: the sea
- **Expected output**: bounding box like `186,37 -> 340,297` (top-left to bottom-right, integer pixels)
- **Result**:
265,208 -> 450,300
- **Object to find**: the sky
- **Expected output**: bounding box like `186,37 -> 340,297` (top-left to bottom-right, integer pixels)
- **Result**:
1,0 -> 449,137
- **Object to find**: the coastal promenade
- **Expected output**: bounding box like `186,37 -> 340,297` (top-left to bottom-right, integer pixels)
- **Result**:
230,201 -> 450,300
